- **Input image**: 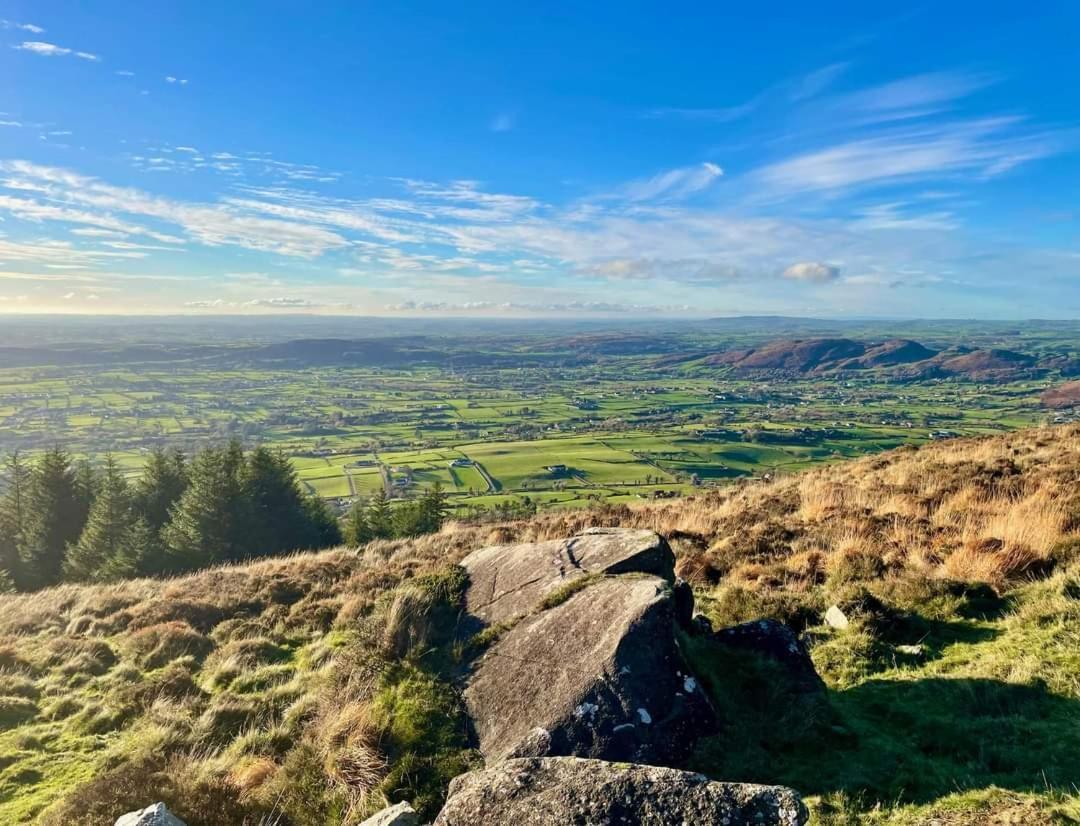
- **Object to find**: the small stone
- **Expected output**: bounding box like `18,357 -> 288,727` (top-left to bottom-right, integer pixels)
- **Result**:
358,801 -> 420,826
824,605 -> 850,629
115,803 -> 186,826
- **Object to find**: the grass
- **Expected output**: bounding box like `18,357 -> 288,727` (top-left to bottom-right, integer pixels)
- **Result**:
0,424 -> 1079,823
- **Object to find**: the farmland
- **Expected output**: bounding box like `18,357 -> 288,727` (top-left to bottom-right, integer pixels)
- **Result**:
0,316 -> 1076,514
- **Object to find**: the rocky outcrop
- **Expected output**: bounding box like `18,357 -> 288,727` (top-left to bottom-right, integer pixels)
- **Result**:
357,801 -> 420,825
460,528 -> 675,626
434,757 -> 809,825
713,618 -> 824,694
463,574 -> 716,764
114,803 -> 186,826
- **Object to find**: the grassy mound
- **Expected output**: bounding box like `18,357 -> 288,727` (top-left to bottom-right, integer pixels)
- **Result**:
0,424 -> 1078,824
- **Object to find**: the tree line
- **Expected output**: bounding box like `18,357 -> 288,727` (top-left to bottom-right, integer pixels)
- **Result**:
0,442 -> 449,592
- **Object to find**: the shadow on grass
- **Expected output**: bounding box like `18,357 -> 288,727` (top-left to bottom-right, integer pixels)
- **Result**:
687,635 -> 1080,808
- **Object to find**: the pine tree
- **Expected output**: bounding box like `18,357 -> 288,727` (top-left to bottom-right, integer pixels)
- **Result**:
391,499 -> 426,538
134,447 -> 189,532
242,446 -> 310,557
161,444 -> 247,572
72,458 -> 99,529
20,447 -> 84,589
0,452 -> 32,588
343,497 -> 373,546
64,456 -> 143,582
367,487 -> 394,539
301,494 -> 342,548
419,482 -> 449,533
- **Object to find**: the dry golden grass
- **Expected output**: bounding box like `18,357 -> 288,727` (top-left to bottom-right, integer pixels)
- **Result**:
3,423 -> 1080,825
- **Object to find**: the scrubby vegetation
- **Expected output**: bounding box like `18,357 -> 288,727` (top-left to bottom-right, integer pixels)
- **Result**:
0,424 -> 1078,823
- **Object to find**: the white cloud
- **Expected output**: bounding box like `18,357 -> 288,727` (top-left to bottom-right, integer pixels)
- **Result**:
0,121 -> 22,128
781,261 -> 840,283
0,161 -> 348,257
852,203 -> 958,231
757,118 -> 1060,195
13,41 -> 99,61
115,69 -> 135,76
623,162 -> 723,201
165,76 -> 189,85
1,19 -> 45,33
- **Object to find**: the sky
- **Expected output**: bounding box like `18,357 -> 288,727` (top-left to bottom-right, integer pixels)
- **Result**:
0,2 -> 1078,319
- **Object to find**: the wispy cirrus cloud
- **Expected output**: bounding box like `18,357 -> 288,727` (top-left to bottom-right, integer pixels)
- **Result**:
1,19 -> 44,33
756,117 -> 1062,196
14,41 -> 99,61
622,162 -> 723,201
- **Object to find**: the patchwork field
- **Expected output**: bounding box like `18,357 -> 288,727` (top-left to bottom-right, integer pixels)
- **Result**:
0,319 -> 1075,515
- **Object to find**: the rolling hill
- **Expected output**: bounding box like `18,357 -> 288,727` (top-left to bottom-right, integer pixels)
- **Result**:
706,336 -> 1042,379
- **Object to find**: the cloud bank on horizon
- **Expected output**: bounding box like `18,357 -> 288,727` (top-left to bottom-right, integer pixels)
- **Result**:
0,4 -> 1077,317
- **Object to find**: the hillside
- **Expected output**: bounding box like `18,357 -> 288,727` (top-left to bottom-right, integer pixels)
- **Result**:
1,425 -> 1079,824
1042,380 -> 1080,409
706,337 -> 1042,379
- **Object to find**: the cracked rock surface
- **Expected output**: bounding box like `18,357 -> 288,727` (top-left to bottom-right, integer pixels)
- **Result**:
460,527 -> 675,627
433,757 -> 809,826
463,574 -> 716,764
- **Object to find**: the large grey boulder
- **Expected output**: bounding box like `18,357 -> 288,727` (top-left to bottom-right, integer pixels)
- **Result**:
461,528 -> 675,626
463,575 -> 716,764
115,803 -> 186,826
358,801 -> 419,825
433,757 -> 809,825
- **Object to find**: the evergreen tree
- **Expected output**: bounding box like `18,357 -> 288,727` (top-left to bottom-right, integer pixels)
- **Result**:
391,499 -> 426,538
64,456 -> 144,582
242,446 -> 310,557
72,458 -> 99,529
20,447 -> 84,589
343,497 -> 373,546
301,494 -> 342,548
366,487 -> 394,539
0,452 -> 32,588
100,516 -> 155,581
134,447 -> 189,532
419,482 -> 450,534
161,443 -> 247,572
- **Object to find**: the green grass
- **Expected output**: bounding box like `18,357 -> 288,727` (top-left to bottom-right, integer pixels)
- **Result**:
685,567 -> 1080,824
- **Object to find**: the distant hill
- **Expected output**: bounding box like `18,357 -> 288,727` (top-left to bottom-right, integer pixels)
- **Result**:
1042,380 -> 1080,408
707,336 -> 1041,379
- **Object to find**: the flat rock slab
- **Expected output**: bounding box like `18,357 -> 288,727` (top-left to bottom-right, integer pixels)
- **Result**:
433,757 -> 809,826
463,575 -> 715,764
461,528 -> 675,626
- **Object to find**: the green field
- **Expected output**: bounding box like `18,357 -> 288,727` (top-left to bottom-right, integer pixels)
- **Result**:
0,320 -> 1073,514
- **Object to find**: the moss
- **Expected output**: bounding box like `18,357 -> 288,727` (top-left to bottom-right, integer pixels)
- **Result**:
538,573 -> 600,610
368,662 -> 481,819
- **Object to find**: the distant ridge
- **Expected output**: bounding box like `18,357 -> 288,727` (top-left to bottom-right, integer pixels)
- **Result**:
706,336 -> 1039,379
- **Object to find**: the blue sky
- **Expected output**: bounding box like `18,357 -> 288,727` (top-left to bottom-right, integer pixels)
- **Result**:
0,2 -> 1078,318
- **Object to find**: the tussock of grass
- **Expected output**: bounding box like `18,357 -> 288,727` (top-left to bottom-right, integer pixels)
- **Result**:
0,425 -> 1078,824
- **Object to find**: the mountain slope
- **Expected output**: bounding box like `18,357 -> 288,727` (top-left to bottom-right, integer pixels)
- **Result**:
1,425 -> 1078,825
